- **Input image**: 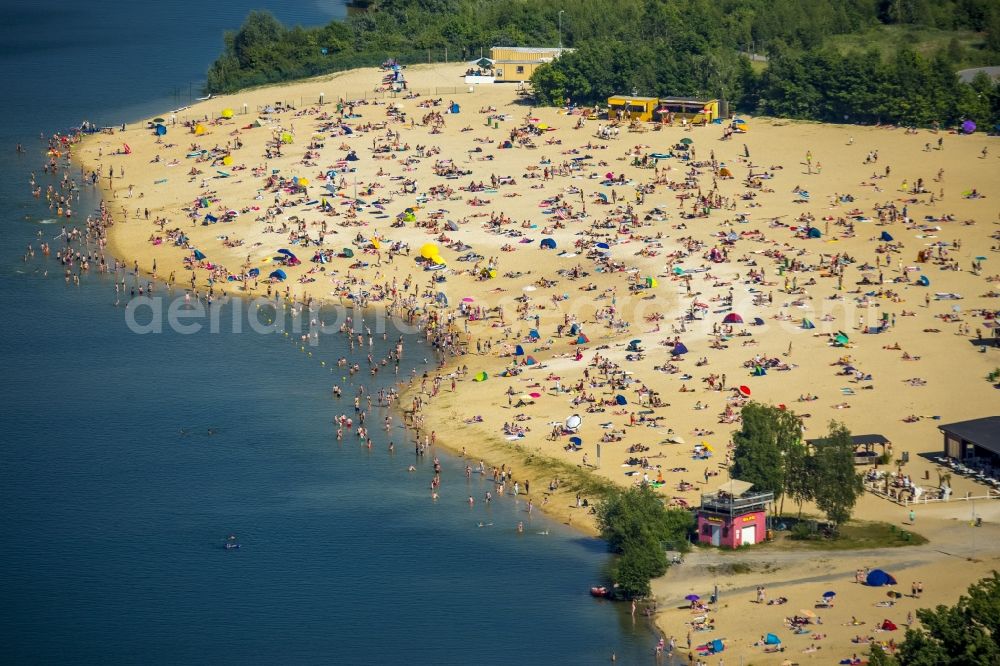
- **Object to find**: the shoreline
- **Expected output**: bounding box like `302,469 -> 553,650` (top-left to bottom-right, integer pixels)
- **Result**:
68,60 -> 1000,662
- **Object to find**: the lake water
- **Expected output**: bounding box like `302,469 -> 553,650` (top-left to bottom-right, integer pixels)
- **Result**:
0,3 -> 663,663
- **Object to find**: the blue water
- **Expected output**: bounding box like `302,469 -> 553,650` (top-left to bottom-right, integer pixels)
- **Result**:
0,3 -> 661,663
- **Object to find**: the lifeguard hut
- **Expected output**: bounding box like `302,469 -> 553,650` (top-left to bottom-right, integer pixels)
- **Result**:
654,98 -> 723,124
607,95 -> 659,122
697,480 -> 773,548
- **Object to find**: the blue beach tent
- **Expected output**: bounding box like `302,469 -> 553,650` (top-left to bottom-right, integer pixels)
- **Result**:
866,569 -> 897,586
540,238 -> 557,249
193,249 -> 206,260
917,275 -> 930,286
764,634 -> 781,645
269,269 -> 287,281
880,231 -> 894,242
515,345 -> 525,356
671,342 -> 689,356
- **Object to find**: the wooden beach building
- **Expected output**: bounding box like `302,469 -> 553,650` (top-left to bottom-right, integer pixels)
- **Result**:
490,47 -> 570,83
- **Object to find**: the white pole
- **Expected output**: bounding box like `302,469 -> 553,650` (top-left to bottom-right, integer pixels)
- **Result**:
558,10 -> 564,50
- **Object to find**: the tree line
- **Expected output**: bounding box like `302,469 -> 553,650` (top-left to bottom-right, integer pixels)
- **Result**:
730,403 -> 865,530
206,1 -> 1000,128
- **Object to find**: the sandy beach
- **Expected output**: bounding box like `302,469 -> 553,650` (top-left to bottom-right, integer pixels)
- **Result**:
71,61 -> 1000,662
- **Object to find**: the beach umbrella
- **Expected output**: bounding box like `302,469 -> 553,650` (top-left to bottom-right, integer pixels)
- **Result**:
420,243 -> 439,259
672,266 -> 685,275
961,119 -> 976,134
565,414 -> 582,430
723,313 -> 743,324
529,392 -> 541,399
685,594 -> 700,602
645,277 -> 657,288
221,108 -> 234,119
473,371 -> 488,382
738,385 -> 751,397
269,269 -> 287,281
152,117 -> 165,123
702,442 -> 714,452
462,297 -> 474,303
194,123 -> 206,135
615,394 -> 627,405
222,155 -> 233,166
529,329 -> 540,340
596,242 -> 610,250
154,124 -> 167,136
341,247 -> 354,258
679,138 -> 693,145
280,131 -> 294,144
866,569 -> 896,586
540,238 -> 557,249
668,435 -> 685,444
299,177 -> 310,187
709,639 -> 724,654
569,436 -> 582,448
822,591 -> 836,598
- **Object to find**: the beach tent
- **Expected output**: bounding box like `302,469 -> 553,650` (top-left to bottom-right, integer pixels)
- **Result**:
752,317 -> 765,326
576,334 -> 589,344
154,124 -> 167,136
866,569 -> 897,586
269,269 -> 287,281
277,248 -> 297,259
807,227 -> 822,238
446,220 -> 459,231
752,366 -> 767,376
834,332 -> 850,346
341,248 -> 354,258
193,249 -> 206,260
671,342 -> 689,356
450,102 -> 460,114
524,355 -> 537,366
917,275 -> 930,286
515,344 -> 525,356
723,313 -> 743,324
645,277 -> 657,288
615,394 -> 628,405
764,634 -> 781,645
881,620 -> 898,631
673,266 -> 685,275
569,323 -> 580,335
435,291 -> 448,306
708,639 -> 724,654
880,231 -> 894,242
801,318 -> 815,330
540,238 -> 557,249
529,329 -> 540,340
473,371 -> 488,381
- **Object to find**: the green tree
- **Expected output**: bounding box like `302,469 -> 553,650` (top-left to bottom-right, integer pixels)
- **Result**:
731,403 -> 802,506
811,421 -> 864,530
596,485 -> 692,598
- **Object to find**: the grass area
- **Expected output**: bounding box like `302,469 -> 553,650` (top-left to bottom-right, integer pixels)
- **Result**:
824,24 -> 992,69
766,519 -> 929,551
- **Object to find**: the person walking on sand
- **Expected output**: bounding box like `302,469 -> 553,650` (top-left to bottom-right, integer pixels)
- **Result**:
909,509 -> 915,523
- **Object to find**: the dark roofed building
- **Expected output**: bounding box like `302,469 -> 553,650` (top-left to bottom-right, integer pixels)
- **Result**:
940,417 -> 1000,464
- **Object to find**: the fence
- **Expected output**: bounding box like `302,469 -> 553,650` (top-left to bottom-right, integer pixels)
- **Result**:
865,481 -> 999,507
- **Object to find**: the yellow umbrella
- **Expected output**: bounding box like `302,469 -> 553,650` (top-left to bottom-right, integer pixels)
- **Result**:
194,124 -> 206,136
222,155 -> 233,166
536,123 -> 549,130
221,108 -> 234,119
298,177 -> 310,187
432,255 -> 446,265
371,238 -> 381,249
280,132 -> 294,144
420,243 -> 439,259
702,441 -> 714,452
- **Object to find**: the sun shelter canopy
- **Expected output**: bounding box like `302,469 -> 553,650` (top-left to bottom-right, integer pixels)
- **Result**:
715,479 -> 754,496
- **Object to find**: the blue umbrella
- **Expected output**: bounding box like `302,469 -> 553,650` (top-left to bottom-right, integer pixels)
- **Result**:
823,591 -> 836,598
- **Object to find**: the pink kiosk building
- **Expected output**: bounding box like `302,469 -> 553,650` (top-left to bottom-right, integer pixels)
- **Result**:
697,480 -> 773,548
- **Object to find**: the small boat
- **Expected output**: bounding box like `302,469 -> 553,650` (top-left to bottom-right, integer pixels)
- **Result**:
590,586 -> 609,598
224,535 -> 240,550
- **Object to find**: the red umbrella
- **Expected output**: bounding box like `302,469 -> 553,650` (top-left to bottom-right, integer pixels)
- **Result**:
738,385 -> 751,397
529,392 -> 541,398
